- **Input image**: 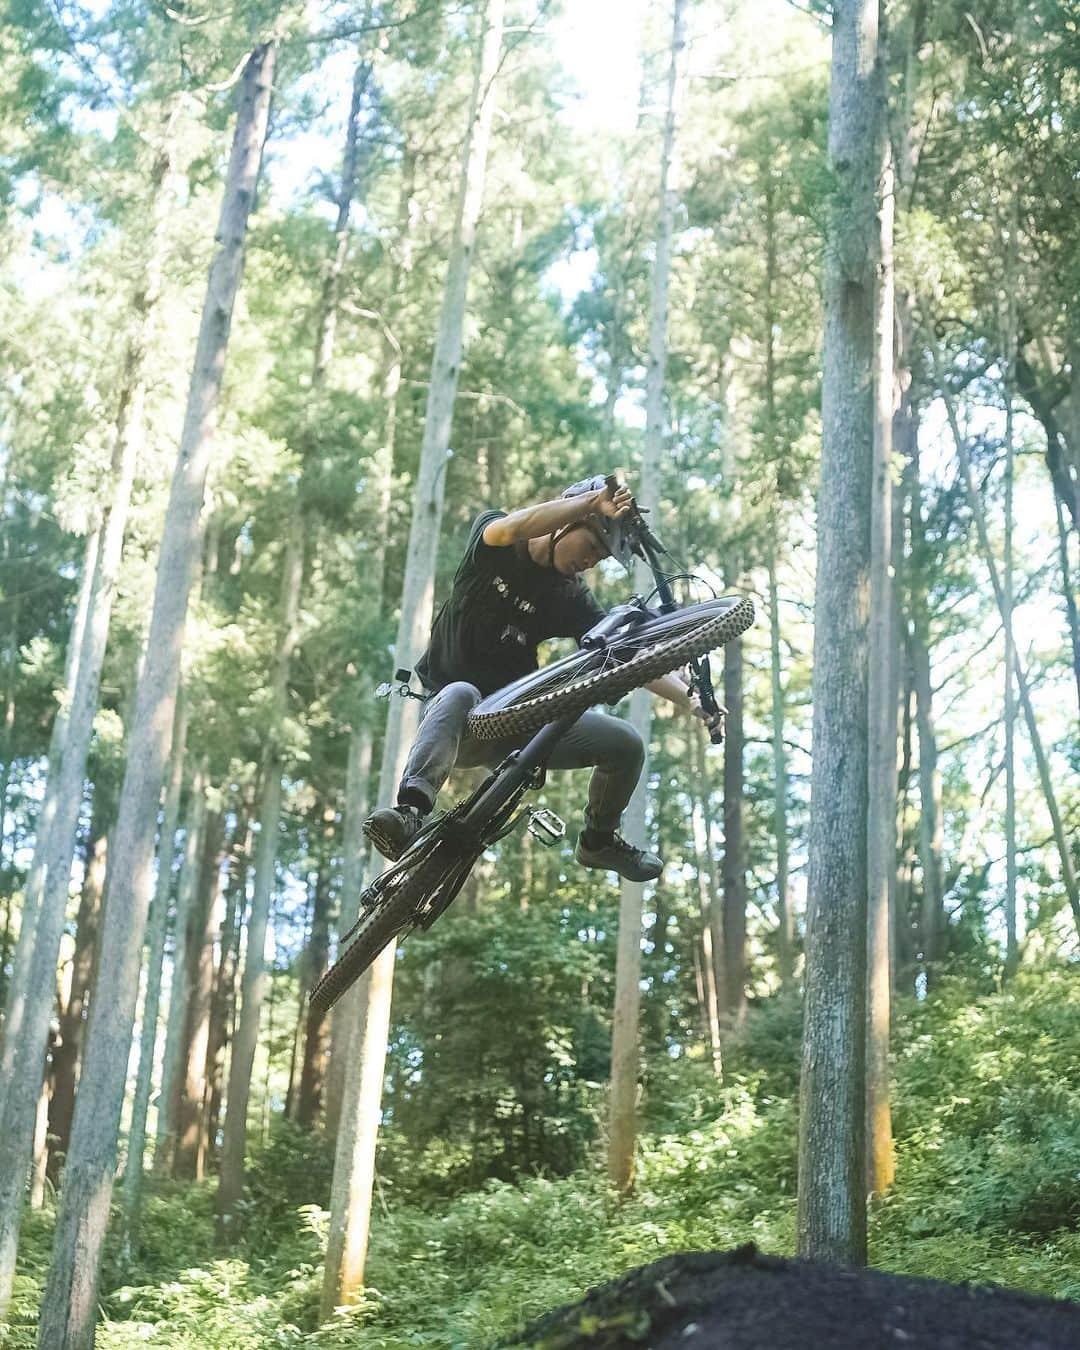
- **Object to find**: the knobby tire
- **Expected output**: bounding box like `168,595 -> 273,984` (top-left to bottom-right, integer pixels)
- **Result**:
309,845 -> 450,1015
466,595 -> 755,741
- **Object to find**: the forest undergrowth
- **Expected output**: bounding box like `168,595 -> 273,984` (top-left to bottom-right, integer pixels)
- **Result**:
8,968 -> 1080,1349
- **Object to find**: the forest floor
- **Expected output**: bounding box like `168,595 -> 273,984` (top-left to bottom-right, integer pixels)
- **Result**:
7,969 -> 1080,1348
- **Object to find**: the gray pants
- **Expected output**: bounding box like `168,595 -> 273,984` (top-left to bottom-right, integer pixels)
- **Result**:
399,681 -> 645,833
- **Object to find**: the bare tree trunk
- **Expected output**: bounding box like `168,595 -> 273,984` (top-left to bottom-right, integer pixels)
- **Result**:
721,630 -> 746,1026
298,858 -> 333,1128
608,0 -> 685,1198
155,762 -> 208,1172
316,54 -> 398,1144
30,1074 -> 51,1209
690,736 -> 722,1076
895,676 -> 916,987
609,690 -> 650,1191
46,810 -> 108,1184
0,124 -> 179,1317
121,690 -> 189,1231
217,516 -> 301,1236
760,152 -> 795,996
324,718 -> 375,1138
321,2 -> 505,1315
936,359 -> 1080,938
692,726 -> 728,1020
866,103 -> 896,1199
209,44 -> 367,1167
35,49 -> 275,1347
907,434 -> 945,970
175,807 -> 225,1179
283,887 -> 313,1122
203,807 -> 251,1170
767,551 -> 794,991
0,524 -> 97,1068
888,371 -> 911,989
1003,207 -> 1019,980
1051,489 -> 1080,725
0,554 -> 20,1015
797,0 -> 880,1267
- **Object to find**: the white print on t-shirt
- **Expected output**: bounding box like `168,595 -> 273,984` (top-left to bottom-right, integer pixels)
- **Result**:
492,575 -> 536,616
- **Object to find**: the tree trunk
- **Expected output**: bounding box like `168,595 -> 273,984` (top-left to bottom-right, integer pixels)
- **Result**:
321,1 -> 506,1316
35,48 -> 275,1348
298,859 -> 334,1128
907,433 -> 945,970
607,0 -> 685,1198
866,104 -> 896,1200
0,524 -> 97,1071
283,886 -> 313,1123
155,762 -> 208,1172
609,689 -> 651,1191
324,717 -> 376,1138
797,0 -> 879,1268
0,560 -> 20,1014
766,551 -> 794,991
46,809 -> 108,1184
217,512 -> 301,1236
0,124 -> 179,1317
1014,349 -> 1080,535
1003,206 -> 1019,980
30,1073 -> 51,1210
894,675 -> 916,987
309,50 -> 390,1144
936,360 -> 1080,938
203,805 -> 251,1172
174,806 -> 225,1180
121,690 -> 189,1231
226,63 -> 374,1161
721,630 -> 746,1026
1051,488 -> 1080,725
690,735 -> 722,1076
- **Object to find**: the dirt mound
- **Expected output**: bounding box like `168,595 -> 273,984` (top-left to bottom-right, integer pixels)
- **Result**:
504,1243 -> 1080,1348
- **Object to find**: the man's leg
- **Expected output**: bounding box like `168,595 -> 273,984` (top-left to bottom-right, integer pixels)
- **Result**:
457,709 -> 660,882
541,710 -> 645,832
364,682 -> 480,859
547,713 -> 660,881
397,681 -> 482,811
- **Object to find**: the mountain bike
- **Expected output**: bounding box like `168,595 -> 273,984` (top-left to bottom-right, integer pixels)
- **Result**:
309,489 -> 755,1014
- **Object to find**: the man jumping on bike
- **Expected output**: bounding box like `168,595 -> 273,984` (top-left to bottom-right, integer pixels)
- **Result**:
363,476 -> 716,883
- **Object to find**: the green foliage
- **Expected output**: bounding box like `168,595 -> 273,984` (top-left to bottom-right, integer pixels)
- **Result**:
9,973 -> 1076,1348
382,899 -> 617,1194
880,971 -> 1080,1259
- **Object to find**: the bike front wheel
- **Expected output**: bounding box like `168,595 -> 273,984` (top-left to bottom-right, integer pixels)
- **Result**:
466,595 -> 754,742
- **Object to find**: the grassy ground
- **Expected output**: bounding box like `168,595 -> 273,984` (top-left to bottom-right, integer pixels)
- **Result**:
6,969 -> 1079,1348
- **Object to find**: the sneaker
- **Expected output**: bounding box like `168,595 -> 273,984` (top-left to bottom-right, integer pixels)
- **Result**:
574,831 -> 663,883
363,803 -> 425,861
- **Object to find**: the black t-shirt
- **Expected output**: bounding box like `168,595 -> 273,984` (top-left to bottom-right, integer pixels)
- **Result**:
415,509 -> 607,696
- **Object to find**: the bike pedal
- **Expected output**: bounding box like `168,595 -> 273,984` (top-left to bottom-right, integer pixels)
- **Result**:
527,808 -> 566,847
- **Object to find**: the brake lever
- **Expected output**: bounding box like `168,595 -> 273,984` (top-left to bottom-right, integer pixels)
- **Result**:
688,656 -> 726,745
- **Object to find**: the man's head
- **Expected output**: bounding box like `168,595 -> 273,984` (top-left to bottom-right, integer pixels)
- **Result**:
549,475 -> 635,575
549,521 -> 610,578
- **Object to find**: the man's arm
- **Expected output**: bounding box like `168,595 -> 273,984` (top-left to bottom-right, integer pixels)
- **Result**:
481,481 -> 632,546
646,671 -> 698,715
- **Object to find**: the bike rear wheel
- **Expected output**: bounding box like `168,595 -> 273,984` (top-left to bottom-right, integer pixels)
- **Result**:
309,844 -> 453,1014
466,595 -> 754,742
